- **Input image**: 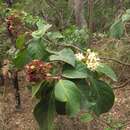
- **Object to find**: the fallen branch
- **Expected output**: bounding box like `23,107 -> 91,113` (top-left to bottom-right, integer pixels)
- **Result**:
113,79 -> 130,90
100,57 -> 130,66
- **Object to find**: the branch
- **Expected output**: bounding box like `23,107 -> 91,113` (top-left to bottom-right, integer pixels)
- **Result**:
113,79 -> 130,90
44,37 -> 83,52
45,37 -> 130,67
100,57 -> 130,66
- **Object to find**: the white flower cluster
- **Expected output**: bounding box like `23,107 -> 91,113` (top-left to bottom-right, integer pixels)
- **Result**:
75,53 -> 85,61
86,49 -> 100,71
75,49 -> 100,71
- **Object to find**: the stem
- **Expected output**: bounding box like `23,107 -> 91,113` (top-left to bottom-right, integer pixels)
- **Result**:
12,71 -> 21,109
113,79 -> 130,90
45,37 -> 130,66
100,57 -> 130,66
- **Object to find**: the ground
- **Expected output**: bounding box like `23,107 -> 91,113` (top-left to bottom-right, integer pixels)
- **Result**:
0,77 -> 130,130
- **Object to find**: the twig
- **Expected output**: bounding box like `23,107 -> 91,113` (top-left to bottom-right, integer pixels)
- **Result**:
100,57 -> 130,66
113,79 -> 130,90
59,44 -> 83,52
44,37 -> 83,52
43,37 -> 130,67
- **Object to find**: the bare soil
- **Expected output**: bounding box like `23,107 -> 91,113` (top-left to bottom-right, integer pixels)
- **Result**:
0,79 -> 130,130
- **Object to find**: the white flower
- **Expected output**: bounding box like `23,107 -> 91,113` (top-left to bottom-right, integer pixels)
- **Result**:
85,49 -> 100,71
87,49 -> 91,53
75,53 -> 85,61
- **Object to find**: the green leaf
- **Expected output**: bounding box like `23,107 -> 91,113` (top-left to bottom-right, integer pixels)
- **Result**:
33,94 -> 55,130
122,14 -> 130,22
32,81 -> 44,98
126,9 -> 130,14
32,23 -> 52,39
75,80 -> 96,110
27,39 -> 49,60
36,20 -> 46,30
104,128 -> 115,130
54,80 -> 81,117
50,48 -> 76,67
16,34 -> 25,49
96,63 -> 117,81
47,32 -> 64,40
110,19 -> 124,39
13,49 -> 31,68
89,79 -> 115,115
35,81 -> 53,100
80,113 -> 94,122
62,61 -> 89,79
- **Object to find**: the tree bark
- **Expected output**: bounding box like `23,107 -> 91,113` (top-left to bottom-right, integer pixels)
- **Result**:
115,0 -> 124,17
88,0 -> 94,33
72,0 -> 87,27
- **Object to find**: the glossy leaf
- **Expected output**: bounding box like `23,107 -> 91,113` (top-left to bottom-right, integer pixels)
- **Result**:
96,63 -> 117,81
126,9 -> 130,14
32,23 -> 52,39
13,49 -> 31,68
16,34 -> 25,49
76,80 -> 96,110
89,79 -> 115,115
32,81 -> 44,98
122,14 -> 130,22
27,39 -> 49,60
33,95 -> 55,130
50,48 -> 75,67
47,32 -> 64,40
54,80 -> 81,117
110,19 -> 124,39
36,20 -> 46,30
62,61 -> 89,79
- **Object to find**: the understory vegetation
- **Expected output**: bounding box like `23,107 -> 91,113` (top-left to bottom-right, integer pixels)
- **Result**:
0,0 -> 130,130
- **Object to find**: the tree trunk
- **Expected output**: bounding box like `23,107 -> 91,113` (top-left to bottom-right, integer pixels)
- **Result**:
88,0 -> 94,33
87,0 -> 94,46
115,0 -> 124,17
72,0 -> 87,27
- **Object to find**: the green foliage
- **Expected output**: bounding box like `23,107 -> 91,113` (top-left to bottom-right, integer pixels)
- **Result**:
55,80 -> 81,117
122,9 -> 130,22
13,49 -> 31,68
50,48 -> 76,67
27,39 -> 49,60
62,61 -> 89,79
89,79 -> 115,115
13,39 -> 49,69
96,63 -> 117,81
110,9 -> 130,39
32,21 -> 52,39
16,34 -> 25,49
0,3 -> 117,129
62,26 -> 89,48
76,78 -> 115,115
110,19 -> 124,39
104,128 -> 115,130
33,94 -> 55,130
80,113 -> 94,123
32,81 -> 44,98
11,19 -> 116,129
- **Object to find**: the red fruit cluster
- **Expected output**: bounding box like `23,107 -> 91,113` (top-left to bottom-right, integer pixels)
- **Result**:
6,15 -> 24,37
6,15 -> 16,36
25,60 -> 52,82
